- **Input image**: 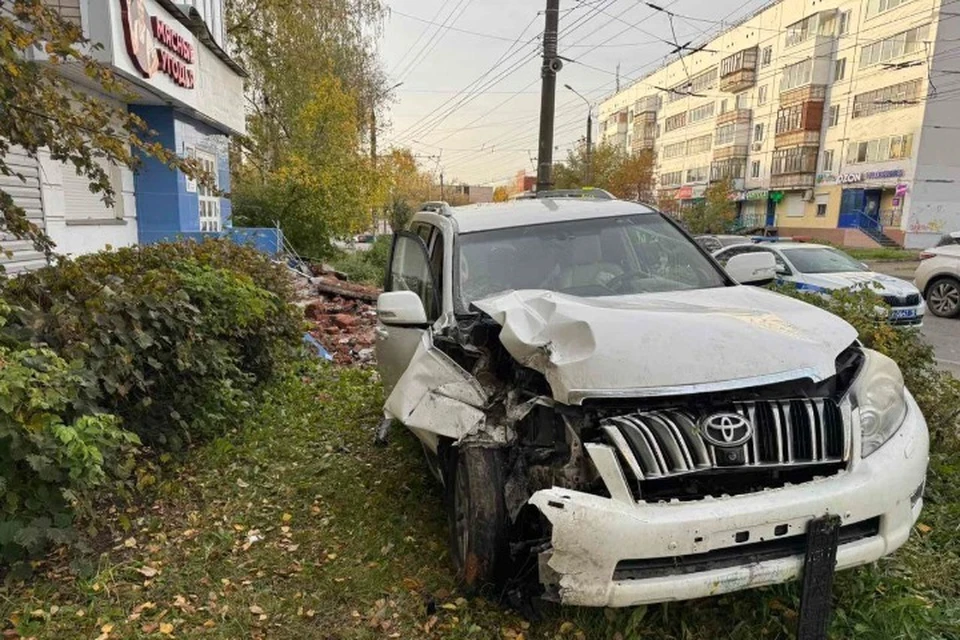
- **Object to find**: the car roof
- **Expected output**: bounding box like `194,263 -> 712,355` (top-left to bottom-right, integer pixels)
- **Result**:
432,198 -> 657,234
739,242 -> 835,251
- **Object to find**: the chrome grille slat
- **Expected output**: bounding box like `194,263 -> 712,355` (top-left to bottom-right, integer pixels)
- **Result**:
599,398 -> 849,483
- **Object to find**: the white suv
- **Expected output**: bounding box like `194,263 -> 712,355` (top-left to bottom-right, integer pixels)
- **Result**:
915,245 -> 960,318
375,196 -> 929,608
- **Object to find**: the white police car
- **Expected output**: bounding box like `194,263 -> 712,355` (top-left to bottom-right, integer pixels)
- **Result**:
714,242 -> 925,326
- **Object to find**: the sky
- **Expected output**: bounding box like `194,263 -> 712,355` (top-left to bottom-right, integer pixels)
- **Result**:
378,0 -> 772,187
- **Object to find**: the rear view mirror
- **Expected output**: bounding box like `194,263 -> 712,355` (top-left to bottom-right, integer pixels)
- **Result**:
726,253 -> 778,285
377,291 -> 428,327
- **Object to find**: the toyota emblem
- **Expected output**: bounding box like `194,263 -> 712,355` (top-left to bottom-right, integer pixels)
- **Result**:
699,412 -> 754,448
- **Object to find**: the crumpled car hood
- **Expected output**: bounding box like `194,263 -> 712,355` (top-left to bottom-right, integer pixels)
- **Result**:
473,286 -> 858,404
799,271 -> 921,296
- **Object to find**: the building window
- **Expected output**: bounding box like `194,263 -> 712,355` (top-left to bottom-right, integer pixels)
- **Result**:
754,122 -> 765,142
838,10 -> 852,35
664,112 -> 687,132
761,46 -> 773,67
686,134 -> 713,154
846,133 -> 915,164
660,170 -> 683,186
758,85 -> 768,105
689,67 -> 718,94
780,58 -> 813,92
196,151 -> 221,232
710,159 -> 746,181
751,160 -> 761,178
772,147 -> 818,175
867,0 -> 915,19
689,102 -> 715,123
775,104 -> 803,134
834,58 -> 847,82
715,123 -> 737,146
785,14 -> 820,48
852,78 -> 923,118
859,24 -> 929,69
828,104 -> 840,127
663,141 -> 687,159
719,98 -> 729,114
817,203 -> 828,217
822,149 -> 835,171
686,166 -> 709,183
734,92 -> 749,109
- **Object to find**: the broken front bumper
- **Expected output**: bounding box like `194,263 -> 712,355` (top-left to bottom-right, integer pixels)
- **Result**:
529,391 -> 929,608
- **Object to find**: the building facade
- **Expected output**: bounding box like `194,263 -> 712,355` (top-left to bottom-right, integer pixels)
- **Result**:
1,0 -> 247,273
598,0 -> 960,248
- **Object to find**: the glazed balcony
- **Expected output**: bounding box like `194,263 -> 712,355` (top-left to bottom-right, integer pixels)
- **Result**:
720,47 -> 758,93
770,173 -> 816,189
779,84 -> 827,106
716,109 -> 753,126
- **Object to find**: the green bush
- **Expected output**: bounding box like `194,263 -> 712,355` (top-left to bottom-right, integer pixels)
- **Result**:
328,235 -> 391,286
2,240 -> 301,451
777,285 -> 960,449
0,340 -> 138,562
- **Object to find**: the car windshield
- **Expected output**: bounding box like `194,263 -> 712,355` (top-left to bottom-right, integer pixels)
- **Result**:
780,247 -> 866,274
457,214 -> 727,306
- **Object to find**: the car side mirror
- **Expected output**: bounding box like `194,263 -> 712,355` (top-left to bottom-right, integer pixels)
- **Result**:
377,291 -> 428,327
726,253 -> 778,285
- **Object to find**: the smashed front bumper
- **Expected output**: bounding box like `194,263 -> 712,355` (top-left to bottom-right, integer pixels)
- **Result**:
528,391 -> 928,608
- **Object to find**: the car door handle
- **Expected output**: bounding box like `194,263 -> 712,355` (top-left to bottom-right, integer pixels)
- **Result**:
375,327 -> 389,340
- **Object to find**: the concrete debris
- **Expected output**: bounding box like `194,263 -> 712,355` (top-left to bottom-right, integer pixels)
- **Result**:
300,270 -> 380,366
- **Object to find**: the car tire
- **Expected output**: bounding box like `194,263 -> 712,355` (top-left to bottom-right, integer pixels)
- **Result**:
443,444 -> 508,594
926,277 -> 960,318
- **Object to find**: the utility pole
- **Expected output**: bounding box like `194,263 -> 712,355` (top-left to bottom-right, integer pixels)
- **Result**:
586,109 -> 592,184
440,171 -> 445,201
370,110 -> 377,165
536,0 -> 561,193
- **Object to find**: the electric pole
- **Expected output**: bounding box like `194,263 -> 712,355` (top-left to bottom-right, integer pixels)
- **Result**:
536,0 -> 561,193
440,171 -> 445,201
586,110 -> 592,184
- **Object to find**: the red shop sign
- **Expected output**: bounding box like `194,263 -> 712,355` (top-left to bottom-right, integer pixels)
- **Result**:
120,0 -> 196,89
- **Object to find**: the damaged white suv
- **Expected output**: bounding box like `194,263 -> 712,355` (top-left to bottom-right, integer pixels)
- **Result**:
375,195 -> 928,608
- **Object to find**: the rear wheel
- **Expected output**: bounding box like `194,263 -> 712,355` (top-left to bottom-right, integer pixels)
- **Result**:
443,445 -> 508,594
927,277 -> 960,318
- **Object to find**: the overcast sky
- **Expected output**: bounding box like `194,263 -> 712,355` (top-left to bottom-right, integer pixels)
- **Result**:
378,0 -> 770,186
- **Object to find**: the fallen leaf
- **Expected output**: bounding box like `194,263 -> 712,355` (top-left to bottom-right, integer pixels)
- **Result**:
124,537 -> 138,548
137,566 -> 159,578
159,622 -> 174,635
203,620 -> 216,628
249,605 -> 265,616
141,623 -> 158,634
282,513 -> 293,523
917,523 -> 933,534
101,623 -> 115,634
560,621 -> 576,634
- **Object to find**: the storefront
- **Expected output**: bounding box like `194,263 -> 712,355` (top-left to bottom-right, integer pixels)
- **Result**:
38,0 -> 249,257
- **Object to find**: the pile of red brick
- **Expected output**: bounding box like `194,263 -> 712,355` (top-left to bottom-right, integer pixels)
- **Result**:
302,274 -> 380,366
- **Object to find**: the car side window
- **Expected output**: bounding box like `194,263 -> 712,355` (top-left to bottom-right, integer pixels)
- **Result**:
427,227 -> 445,307
412,223 -> 433,245
387,232 -> 439,320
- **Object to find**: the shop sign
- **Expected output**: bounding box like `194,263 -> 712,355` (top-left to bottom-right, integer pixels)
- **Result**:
675,185 -> 693,200
816,172 -> 835,184
895,183 -> 909,197
835,169 -> 905,184
691,185 -> 707,199
745,189 -> 768,201
120,0 -> 196,89
770,191 -> 784,204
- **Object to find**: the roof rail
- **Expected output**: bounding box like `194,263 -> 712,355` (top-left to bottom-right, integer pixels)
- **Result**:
530,188 -> 616,200
420,201 -> 453,215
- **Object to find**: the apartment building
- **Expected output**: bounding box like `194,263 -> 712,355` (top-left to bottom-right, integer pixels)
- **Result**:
598,0 -> 960,248
1,0 -> 246,273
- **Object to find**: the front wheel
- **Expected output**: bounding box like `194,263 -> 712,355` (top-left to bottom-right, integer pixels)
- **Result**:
444,445 -> 509,594
927,277 -> 960,318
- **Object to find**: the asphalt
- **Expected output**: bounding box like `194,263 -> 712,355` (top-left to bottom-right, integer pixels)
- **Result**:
867,260 -> 960,377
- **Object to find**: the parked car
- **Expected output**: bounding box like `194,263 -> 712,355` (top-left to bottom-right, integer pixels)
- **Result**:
374,196 -> 928,608
694,234 -> 751,253
713,242 -> 926,326
915,244 -> 960,318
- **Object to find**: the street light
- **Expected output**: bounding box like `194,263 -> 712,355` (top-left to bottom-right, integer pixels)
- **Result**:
565,84 -> 593,184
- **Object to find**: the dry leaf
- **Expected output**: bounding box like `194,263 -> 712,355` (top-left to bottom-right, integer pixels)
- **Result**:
137,566 -> 159,578
249,605 -> 265,616
917,523 -> 933,534
101,623 -> 115,634
159,621 -> 174,635
282,513 -> 293,523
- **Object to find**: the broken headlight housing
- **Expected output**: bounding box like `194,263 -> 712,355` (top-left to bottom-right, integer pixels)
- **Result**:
850,350 -> 907,458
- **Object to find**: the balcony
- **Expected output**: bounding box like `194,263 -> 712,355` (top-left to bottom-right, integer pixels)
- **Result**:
632,135 -> 656,153
634,95 -> 661,114
771,173 -> 816,189
720,47 -> 758,93
713,145 -> 749,161
775,130 -> 821,148
780,84 -> 827,106
716,109 -> 752,126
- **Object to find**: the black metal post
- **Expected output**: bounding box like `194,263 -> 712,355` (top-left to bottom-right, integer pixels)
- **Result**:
536,0 -> 561,193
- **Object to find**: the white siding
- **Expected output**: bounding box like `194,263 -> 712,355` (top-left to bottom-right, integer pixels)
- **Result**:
0,147 -> 48,274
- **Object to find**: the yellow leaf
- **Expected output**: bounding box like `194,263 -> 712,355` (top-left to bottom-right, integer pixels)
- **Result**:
159,622 -> 174,635
441,603 -> 457,611
101,623 -> 115,633
203,620 -> 216,628
917,523 -> 933,534
560,621 -> 576,634
282,513 -> 293,523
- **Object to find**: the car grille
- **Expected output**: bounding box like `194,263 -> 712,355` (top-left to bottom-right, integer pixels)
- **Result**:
599,398 -> 849,482
883,293 -> 921,307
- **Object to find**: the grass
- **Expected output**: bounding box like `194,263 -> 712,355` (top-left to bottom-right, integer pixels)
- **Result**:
2,361 -> 959,639
843,247 -> 921,262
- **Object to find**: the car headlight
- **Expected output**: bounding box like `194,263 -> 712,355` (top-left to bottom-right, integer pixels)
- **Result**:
850,350 -> 907,457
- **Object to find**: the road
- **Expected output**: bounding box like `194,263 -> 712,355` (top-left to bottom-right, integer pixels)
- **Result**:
867,260 -> 960,376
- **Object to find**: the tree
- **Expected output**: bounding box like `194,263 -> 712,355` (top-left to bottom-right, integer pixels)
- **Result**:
681,178 -> 738,234
226,0 -> 389,256
552,143 -> 655,200
379,148 -> 433,232
0,1 -> 207,257
493,186 -> 510,202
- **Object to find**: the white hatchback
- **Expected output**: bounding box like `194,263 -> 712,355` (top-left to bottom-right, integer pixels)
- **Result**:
714,242 -> 926,327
